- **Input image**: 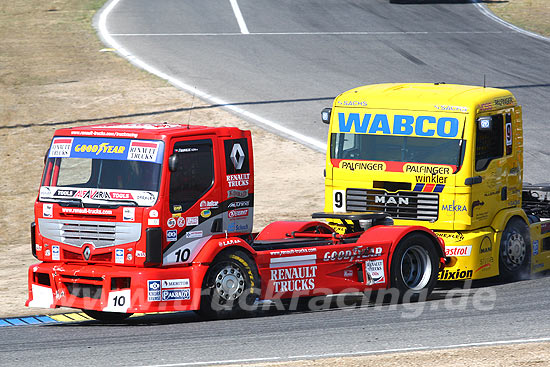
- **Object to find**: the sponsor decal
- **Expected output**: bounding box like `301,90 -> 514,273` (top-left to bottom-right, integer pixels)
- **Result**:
228,208 -> 249,219
200,210 -> 211,218
48,137 -> 164,163
337,112 -> 460,138
415,174 -> 448,184
200,200 -> 219,209
49,137 -> 74,157
434,105 -> 468,113
54,189 -> 76,197
135,250 -> 146,258
128,140 -> 159,162
365,260 -> 385,284
43,204 -> 53,218
337,100 -> 368,106
533,240 -> 539,256
45,249 -> 51,257
162,279 -> 190,289
148,218 -> 160,226
162,289 -> 191,301
110,192 -> 133,200
167,217 -> 176,228
228,200 -> 250,209
123,207 -> 135,222
52,245 -> 60,261
226,173 -> 250,188
476,257 -> 493,273
35,244 -> 42,251
227,189 -> 248,199
438,268 -> 473,280
177,217 -> 185,228
270,265 -> 317,292
541,222 -> 550,234
173,205 -> 183,212
186,216 -> 199,226
344,269 -> 354,277
167,230 -> 178,242
436,232 -> 465,242
115,248 -> 124,264
219,239 -> 238,247
269,248 -> 316,257
442,201 -> 467,212
339,161 -> 385,171
404,164 -> 452,175
147,280 -> 161,302
479,237 -> 492,254
149,210 -> 159,218
227,222 -> 249,232
185,231 -> 203,239
323,246 -> 383,262
445,245 -> 472,257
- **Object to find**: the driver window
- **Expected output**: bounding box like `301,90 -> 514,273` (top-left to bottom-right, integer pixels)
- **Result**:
475,114 -> 504,171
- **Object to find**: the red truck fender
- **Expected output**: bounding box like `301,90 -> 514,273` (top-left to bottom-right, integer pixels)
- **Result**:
192,236 -> 257,265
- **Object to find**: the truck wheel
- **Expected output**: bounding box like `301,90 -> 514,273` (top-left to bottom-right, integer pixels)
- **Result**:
82,310 -> 132,323
390,233 -> 439,302
198,249 -> 260,319
499,218 -> 530,281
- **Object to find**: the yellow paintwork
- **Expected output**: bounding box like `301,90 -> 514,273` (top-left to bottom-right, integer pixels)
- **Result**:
324,83 -> 550,280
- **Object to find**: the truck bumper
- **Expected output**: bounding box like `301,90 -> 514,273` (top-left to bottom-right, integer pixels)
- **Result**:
436,228 -> 499,281
26,262 -> 208,314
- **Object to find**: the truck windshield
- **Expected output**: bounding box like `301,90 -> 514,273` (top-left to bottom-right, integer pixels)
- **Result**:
330,133 -> 464,167
40,137 -> 164,207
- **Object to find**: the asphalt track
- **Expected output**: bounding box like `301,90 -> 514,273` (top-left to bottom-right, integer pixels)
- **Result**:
3,1 -> 550,366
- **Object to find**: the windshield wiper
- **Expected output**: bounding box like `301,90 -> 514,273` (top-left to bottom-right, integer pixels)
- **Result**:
83,200 -> 139,208
56,198 -> 83,207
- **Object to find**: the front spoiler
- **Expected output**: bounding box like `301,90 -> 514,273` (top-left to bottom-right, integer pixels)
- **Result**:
26,262 -> 208,314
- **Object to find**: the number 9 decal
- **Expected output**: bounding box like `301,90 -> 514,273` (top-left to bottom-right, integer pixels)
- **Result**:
333,190 -> 345,212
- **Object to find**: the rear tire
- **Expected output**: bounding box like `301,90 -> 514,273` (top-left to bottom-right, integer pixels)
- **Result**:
390,233 -> 439,302
82,310 -> 132,323
499,218 -> 530,281
197,249 -> 260,319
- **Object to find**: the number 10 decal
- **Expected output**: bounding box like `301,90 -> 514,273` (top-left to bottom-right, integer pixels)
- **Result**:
333,190 -> 346,212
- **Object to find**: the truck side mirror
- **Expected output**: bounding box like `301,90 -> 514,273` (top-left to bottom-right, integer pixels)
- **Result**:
168,154 -> 178,172
321,108 -> 332,124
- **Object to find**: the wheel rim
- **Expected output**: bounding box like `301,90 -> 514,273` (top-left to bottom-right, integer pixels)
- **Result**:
400,245 -> 432,291
214,264 -> 245,301
502,231 -> 526,270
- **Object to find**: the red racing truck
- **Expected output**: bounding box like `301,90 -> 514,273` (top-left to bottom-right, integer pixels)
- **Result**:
27,123 -> 445,321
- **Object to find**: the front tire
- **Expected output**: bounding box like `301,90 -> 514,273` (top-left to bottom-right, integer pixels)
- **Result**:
390,233 -> 439,302
82,310 -> 132,323
499,218 -> 531,281
198,249 -> 260,319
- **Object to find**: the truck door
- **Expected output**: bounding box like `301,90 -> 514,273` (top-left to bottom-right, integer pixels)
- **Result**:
470,110 -> 521,229
162,138 -> 221,265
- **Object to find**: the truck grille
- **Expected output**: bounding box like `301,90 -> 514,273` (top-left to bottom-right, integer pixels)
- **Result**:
346,189 -> 439,221
38,219 -> 141,248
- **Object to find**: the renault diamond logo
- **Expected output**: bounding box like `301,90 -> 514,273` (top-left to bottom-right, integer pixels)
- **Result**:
230,143 -> 245,170
83,246 -> 91,260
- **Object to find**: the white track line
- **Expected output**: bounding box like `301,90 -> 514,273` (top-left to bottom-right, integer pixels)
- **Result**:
135,336 -> 550,367
96,0 -> 326,152
110,30 -> 509,37
473,0 -> 550,43
229,0 -> 249,34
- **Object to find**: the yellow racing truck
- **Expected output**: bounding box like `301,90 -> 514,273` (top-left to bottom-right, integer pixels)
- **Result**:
321,83 -> 550,281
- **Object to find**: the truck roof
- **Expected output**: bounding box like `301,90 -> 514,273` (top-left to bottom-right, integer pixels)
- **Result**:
53,123 -> 245,140
334,83 -> 517,113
